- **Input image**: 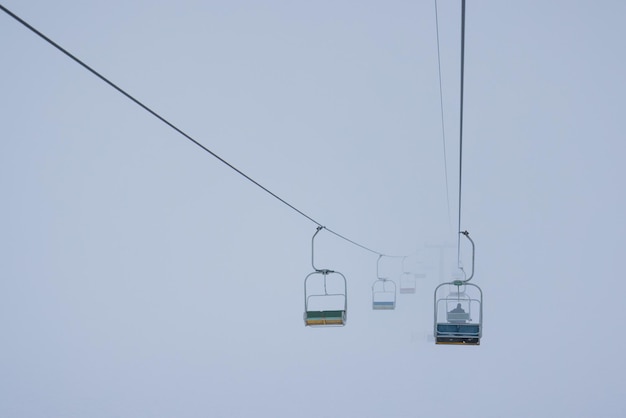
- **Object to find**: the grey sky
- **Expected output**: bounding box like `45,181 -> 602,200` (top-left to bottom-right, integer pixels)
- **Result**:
2,1 -> 625,417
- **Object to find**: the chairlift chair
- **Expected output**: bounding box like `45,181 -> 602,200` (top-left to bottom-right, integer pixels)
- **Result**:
399,272 -> 417,294
434,281 -> 482,344
303,227 -> 348,327
433,231 -> 482,345
398,257 -> 415,294
304,270 -> 347,326
399,256 -> 426,294
372,278 -> 396,309
372,255 -> 397,310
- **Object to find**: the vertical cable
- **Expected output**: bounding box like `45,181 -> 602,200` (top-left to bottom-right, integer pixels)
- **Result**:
434,0 -> 452,236
457,0 -> 466,267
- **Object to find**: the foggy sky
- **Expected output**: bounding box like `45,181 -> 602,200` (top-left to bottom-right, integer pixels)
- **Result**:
1,1 -> 625,417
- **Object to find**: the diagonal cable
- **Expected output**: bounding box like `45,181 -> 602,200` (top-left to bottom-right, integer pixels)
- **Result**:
0,3 -> 402,258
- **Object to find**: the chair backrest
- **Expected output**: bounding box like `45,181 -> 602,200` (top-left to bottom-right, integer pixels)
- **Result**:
447,311 -> 470,323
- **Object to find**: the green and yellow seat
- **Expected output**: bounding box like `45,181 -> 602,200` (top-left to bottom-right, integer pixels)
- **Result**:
304,310 -> 346,326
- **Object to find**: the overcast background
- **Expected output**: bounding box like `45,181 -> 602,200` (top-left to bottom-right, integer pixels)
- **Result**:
1,1 -> 625,417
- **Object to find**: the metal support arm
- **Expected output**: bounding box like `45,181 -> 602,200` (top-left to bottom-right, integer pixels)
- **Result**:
459,230 -> 475,283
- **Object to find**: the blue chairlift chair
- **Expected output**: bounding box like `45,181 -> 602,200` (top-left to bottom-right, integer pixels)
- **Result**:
372,255 -> 397,310
434,231 -> 483,345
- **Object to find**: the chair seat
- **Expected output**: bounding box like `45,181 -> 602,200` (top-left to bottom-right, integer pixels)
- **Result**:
435,323 -> 480,344
372,301 -> 395,310
436,336 -> 480,345
436,323 -> 480,336
305,310 -> 346,326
